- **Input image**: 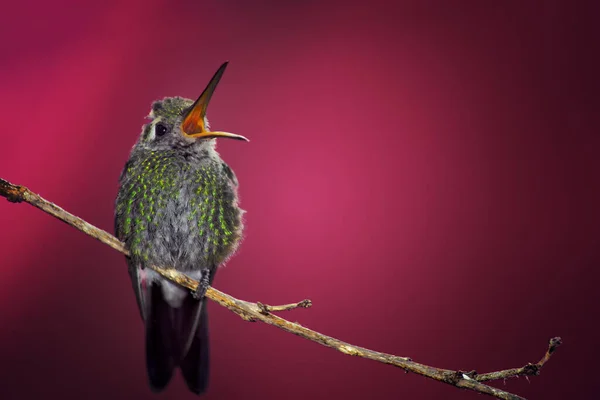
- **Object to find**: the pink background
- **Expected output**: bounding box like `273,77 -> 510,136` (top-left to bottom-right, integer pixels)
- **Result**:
1,1 -> 598,399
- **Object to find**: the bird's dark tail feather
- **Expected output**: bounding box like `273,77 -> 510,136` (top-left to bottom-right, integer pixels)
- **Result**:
145,284 -> 176,392
145,283 -> 209,394
180,301 -> 210,395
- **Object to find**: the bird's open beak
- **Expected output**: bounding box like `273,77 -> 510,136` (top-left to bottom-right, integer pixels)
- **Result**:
181,62 -> 249,142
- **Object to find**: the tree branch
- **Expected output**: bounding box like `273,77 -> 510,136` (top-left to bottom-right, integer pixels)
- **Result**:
0,177 -> 560,400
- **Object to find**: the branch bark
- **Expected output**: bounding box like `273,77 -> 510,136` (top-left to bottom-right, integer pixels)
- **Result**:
0,177 -> 560,400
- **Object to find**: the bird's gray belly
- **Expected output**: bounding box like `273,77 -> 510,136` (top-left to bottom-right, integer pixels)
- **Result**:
144,267 -> 204,308
147,186 -> 209,271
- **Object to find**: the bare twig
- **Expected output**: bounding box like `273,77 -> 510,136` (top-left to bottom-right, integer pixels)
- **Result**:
0,177 -> 560,400
257,299 -> 312,314
474,337 -> 562,382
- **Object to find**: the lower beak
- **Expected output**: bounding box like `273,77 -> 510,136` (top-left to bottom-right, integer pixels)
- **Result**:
185,131 -> 249,141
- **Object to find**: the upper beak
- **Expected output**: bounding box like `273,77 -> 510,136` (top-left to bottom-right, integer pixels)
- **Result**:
181,62 -> 249,142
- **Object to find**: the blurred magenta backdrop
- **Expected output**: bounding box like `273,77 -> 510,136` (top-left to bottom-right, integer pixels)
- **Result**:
1,1 -> 598,399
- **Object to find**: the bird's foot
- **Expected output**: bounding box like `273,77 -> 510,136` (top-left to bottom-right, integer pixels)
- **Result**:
192,268 -> 211,300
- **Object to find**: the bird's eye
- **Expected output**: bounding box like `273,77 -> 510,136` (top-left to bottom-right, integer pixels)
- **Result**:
155,123 -> 168,137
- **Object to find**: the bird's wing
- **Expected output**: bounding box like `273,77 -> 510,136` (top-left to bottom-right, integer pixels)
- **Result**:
179,266 -> 218,393
221,161 -> 239,187
124,260 -> 148,320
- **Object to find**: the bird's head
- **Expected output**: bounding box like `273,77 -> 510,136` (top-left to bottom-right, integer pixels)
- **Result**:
137,62 -> 248,153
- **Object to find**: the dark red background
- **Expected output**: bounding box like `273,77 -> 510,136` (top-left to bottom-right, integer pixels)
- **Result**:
1,1 -> 598,399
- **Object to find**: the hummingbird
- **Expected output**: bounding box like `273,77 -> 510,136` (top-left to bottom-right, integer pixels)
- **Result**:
114,62 -> 247,394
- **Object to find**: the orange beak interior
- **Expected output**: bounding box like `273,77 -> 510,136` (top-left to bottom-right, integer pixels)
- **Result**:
181,61 -> 249,142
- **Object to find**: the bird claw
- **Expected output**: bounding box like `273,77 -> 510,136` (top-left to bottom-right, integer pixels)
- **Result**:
192,268 -> 211,300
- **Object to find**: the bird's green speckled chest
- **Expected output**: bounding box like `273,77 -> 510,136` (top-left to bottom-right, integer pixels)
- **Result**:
115,149 -> 243,270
